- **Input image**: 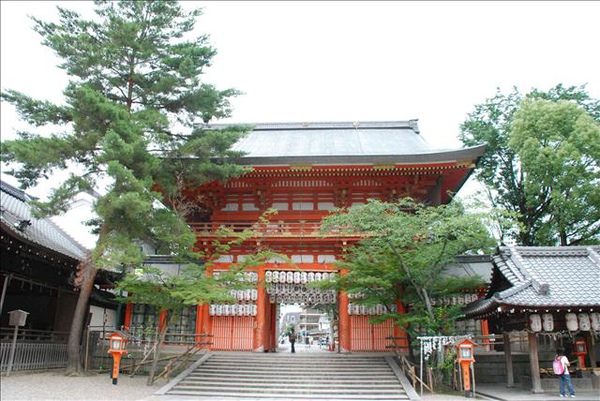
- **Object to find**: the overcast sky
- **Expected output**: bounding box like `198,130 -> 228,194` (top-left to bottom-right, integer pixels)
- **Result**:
1,1 -> 599,184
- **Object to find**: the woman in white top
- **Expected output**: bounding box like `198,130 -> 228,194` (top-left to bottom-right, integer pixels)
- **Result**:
556,347 -> 576,397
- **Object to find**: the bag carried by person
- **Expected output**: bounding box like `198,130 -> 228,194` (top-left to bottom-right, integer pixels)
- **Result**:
553,357 -> 564,375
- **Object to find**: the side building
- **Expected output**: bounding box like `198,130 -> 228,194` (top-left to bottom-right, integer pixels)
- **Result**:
0,180 -> 118,336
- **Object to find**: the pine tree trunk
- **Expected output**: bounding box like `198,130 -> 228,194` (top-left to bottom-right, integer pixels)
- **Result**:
147,313 -> 170,386
66,259 -> 98,376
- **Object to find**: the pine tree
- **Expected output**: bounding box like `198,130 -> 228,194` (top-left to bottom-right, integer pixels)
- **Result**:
1,1 -> 247,375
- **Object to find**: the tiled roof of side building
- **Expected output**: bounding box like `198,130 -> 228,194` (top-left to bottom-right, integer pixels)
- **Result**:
201,120 -> 486,165
463,246 -> 600,318
1,180 -> 88,261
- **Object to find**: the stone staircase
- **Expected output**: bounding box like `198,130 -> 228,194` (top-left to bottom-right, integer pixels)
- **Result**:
157,352 -> 418,400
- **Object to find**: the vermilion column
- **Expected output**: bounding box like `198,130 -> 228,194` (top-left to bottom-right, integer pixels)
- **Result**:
195,304 -> 210,348
481,319 -> 491,351
394,300 -> 409,351
338,290 -> 350,352
254,267 -> 266,352
123,302 -> 133,329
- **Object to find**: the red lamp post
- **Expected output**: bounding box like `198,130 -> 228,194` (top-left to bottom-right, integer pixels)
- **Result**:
455,338 -> 477,398
107,332 -> 129,385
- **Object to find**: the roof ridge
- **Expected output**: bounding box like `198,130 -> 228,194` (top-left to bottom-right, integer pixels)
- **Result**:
586,246 -> 600,267
495,279 -> 533,300
200,120 -> 420,132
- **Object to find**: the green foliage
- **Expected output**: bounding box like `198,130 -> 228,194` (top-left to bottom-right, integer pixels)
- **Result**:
0,1 -> 248,267
509,99 -> 600,245
460,84 -> 600,245
116,264 -> 250,311
321,198 -> 495,336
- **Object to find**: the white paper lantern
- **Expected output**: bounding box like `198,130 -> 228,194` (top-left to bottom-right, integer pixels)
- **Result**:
529,314 -> 542,332
272,271 -> 279,283
565,313 -> 579,331
578,313 -> 591,331
287,271 -> 294,283
542,313 -> 554,331
293,271 -> 301,283
265,271 -> 272,283
301,272 -> 308,283
590,312 -> 600,331
308,272 -> 315,282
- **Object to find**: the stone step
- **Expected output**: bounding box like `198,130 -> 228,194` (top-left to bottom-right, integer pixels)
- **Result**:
164,353 -> 414,400
189,366 -> 391,376
176,382 -> 407,391
182,375 -> 400,383
167,389 -> 410,400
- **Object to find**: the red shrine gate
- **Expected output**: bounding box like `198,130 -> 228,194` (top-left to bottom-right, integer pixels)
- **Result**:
126,121 -> 486,352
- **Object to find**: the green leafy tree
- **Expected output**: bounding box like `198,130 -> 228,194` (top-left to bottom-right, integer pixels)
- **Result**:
116,264 -> 241,385
1,1 -> 247,375
116,221 -> 291,385
318,198 -> 495,343
509,99 -> 600,245
460,84 -> 599,245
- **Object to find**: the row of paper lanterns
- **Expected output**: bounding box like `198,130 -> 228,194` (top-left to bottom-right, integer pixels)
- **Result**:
347,303 -> 397,316
229,289 -> 258,301
529,312 -> 600,332
265,270 -> 336,284
209,304 -> 257,316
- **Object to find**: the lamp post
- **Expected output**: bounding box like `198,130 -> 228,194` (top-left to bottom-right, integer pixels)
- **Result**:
107,332 -> 129,385
456,338 -> 477,398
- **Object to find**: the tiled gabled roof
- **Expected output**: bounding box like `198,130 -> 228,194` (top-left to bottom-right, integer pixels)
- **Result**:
463,246 -> 600,318
1,180 -> 88,261
201,120 -> 486,166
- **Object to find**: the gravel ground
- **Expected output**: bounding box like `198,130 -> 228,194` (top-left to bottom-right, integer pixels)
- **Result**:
0,370 -> 162,401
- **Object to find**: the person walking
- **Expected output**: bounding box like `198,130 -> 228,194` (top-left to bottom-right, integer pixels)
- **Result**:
289,331 -> 297,353
554,347 -> 576,398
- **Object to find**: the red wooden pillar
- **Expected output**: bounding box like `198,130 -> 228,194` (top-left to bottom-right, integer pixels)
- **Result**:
481,319 -> 492,351
123,302 -> 133,329
254,267 -> 267,352
394,300 -> 409,351
196,304 -> 211,340
269,301 -> 278,352
339,289 -> 350,352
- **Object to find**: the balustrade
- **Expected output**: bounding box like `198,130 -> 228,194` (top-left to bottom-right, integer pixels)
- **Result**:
189,221 -> 359,238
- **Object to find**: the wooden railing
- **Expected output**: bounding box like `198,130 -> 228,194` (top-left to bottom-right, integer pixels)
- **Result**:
189,221 -> 361,238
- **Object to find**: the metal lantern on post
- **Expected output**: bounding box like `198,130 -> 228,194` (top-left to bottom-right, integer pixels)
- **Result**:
107,331 -> 129,385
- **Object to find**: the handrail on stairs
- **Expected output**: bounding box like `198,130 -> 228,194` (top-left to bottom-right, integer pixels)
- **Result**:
386,336 -> 434,394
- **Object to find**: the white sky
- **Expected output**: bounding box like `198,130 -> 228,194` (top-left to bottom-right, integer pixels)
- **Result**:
1,1 -> 599,191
